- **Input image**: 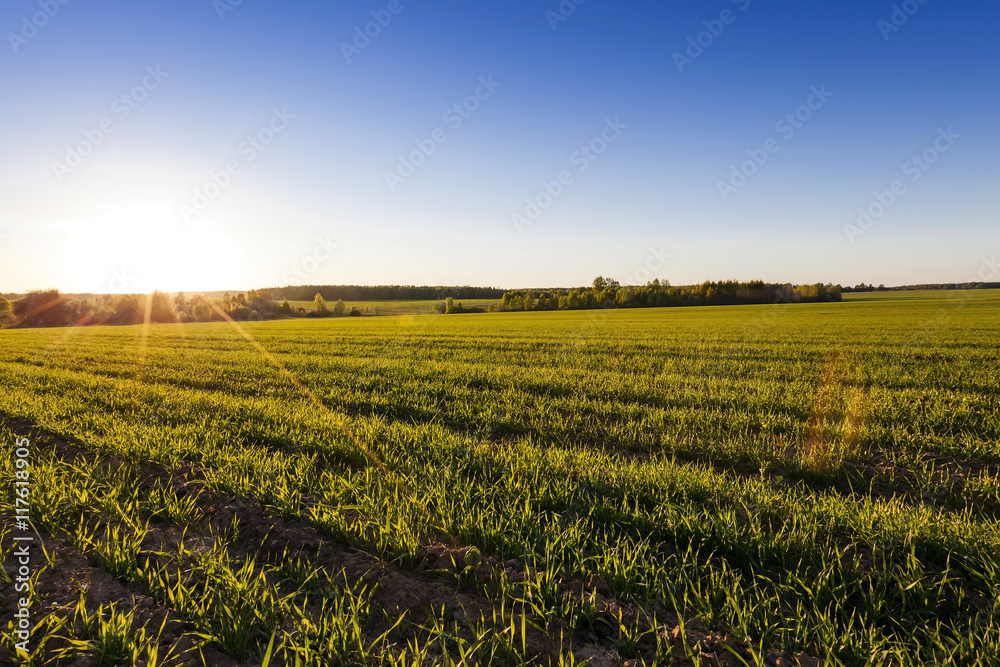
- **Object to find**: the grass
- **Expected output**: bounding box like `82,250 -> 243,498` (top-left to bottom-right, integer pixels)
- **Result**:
1,290 -> 999,665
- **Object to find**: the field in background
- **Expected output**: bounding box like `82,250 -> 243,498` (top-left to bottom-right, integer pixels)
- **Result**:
283,298 -> 500,315
2,291 -> 999,665
840,291 -> 974,302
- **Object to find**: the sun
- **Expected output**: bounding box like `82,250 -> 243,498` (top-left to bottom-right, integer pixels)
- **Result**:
57,206 -> 245,294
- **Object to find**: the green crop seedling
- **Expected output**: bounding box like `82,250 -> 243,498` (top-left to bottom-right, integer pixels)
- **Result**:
2,291 -> 999,664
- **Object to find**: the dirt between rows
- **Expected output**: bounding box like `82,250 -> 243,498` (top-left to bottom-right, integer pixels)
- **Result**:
2,414 -> 823,666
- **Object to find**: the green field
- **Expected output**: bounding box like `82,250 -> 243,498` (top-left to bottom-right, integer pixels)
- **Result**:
2,291 -> 999,665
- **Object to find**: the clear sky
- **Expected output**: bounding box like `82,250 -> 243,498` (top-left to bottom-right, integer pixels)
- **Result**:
1,0 -> 997,293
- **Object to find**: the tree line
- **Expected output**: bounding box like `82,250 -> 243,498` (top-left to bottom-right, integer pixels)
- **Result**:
497,278 -> 843,312
843,281 -> 1000,292
0,290 -> 331,328
262,284 -> 505,302
10,278 -> 997,329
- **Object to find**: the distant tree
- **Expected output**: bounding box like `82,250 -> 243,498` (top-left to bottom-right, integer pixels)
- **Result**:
193,296 -> 214,322
0,296 -> 17,327
229,305 -> 253,320
111,294 -> 144,325
0,297 -> 15,327
314,293 -> 328,313
243,290 -> 277,318
14,290 -> 75,327
279,300 -> 293,315
592,276 -> 619,290
333,299 -> 347,315
445,296 -> 455,314
616,289 -> 636,306
150,291 -> 176,323
174,291 -> 187,312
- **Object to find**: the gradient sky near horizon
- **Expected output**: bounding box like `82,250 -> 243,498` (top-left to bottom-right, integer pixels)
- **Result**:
1,0 -> 998,294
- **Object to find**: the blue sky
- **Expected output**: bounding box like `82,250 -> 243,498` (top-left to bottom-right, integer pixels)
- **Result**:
1,0 -> 997,293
